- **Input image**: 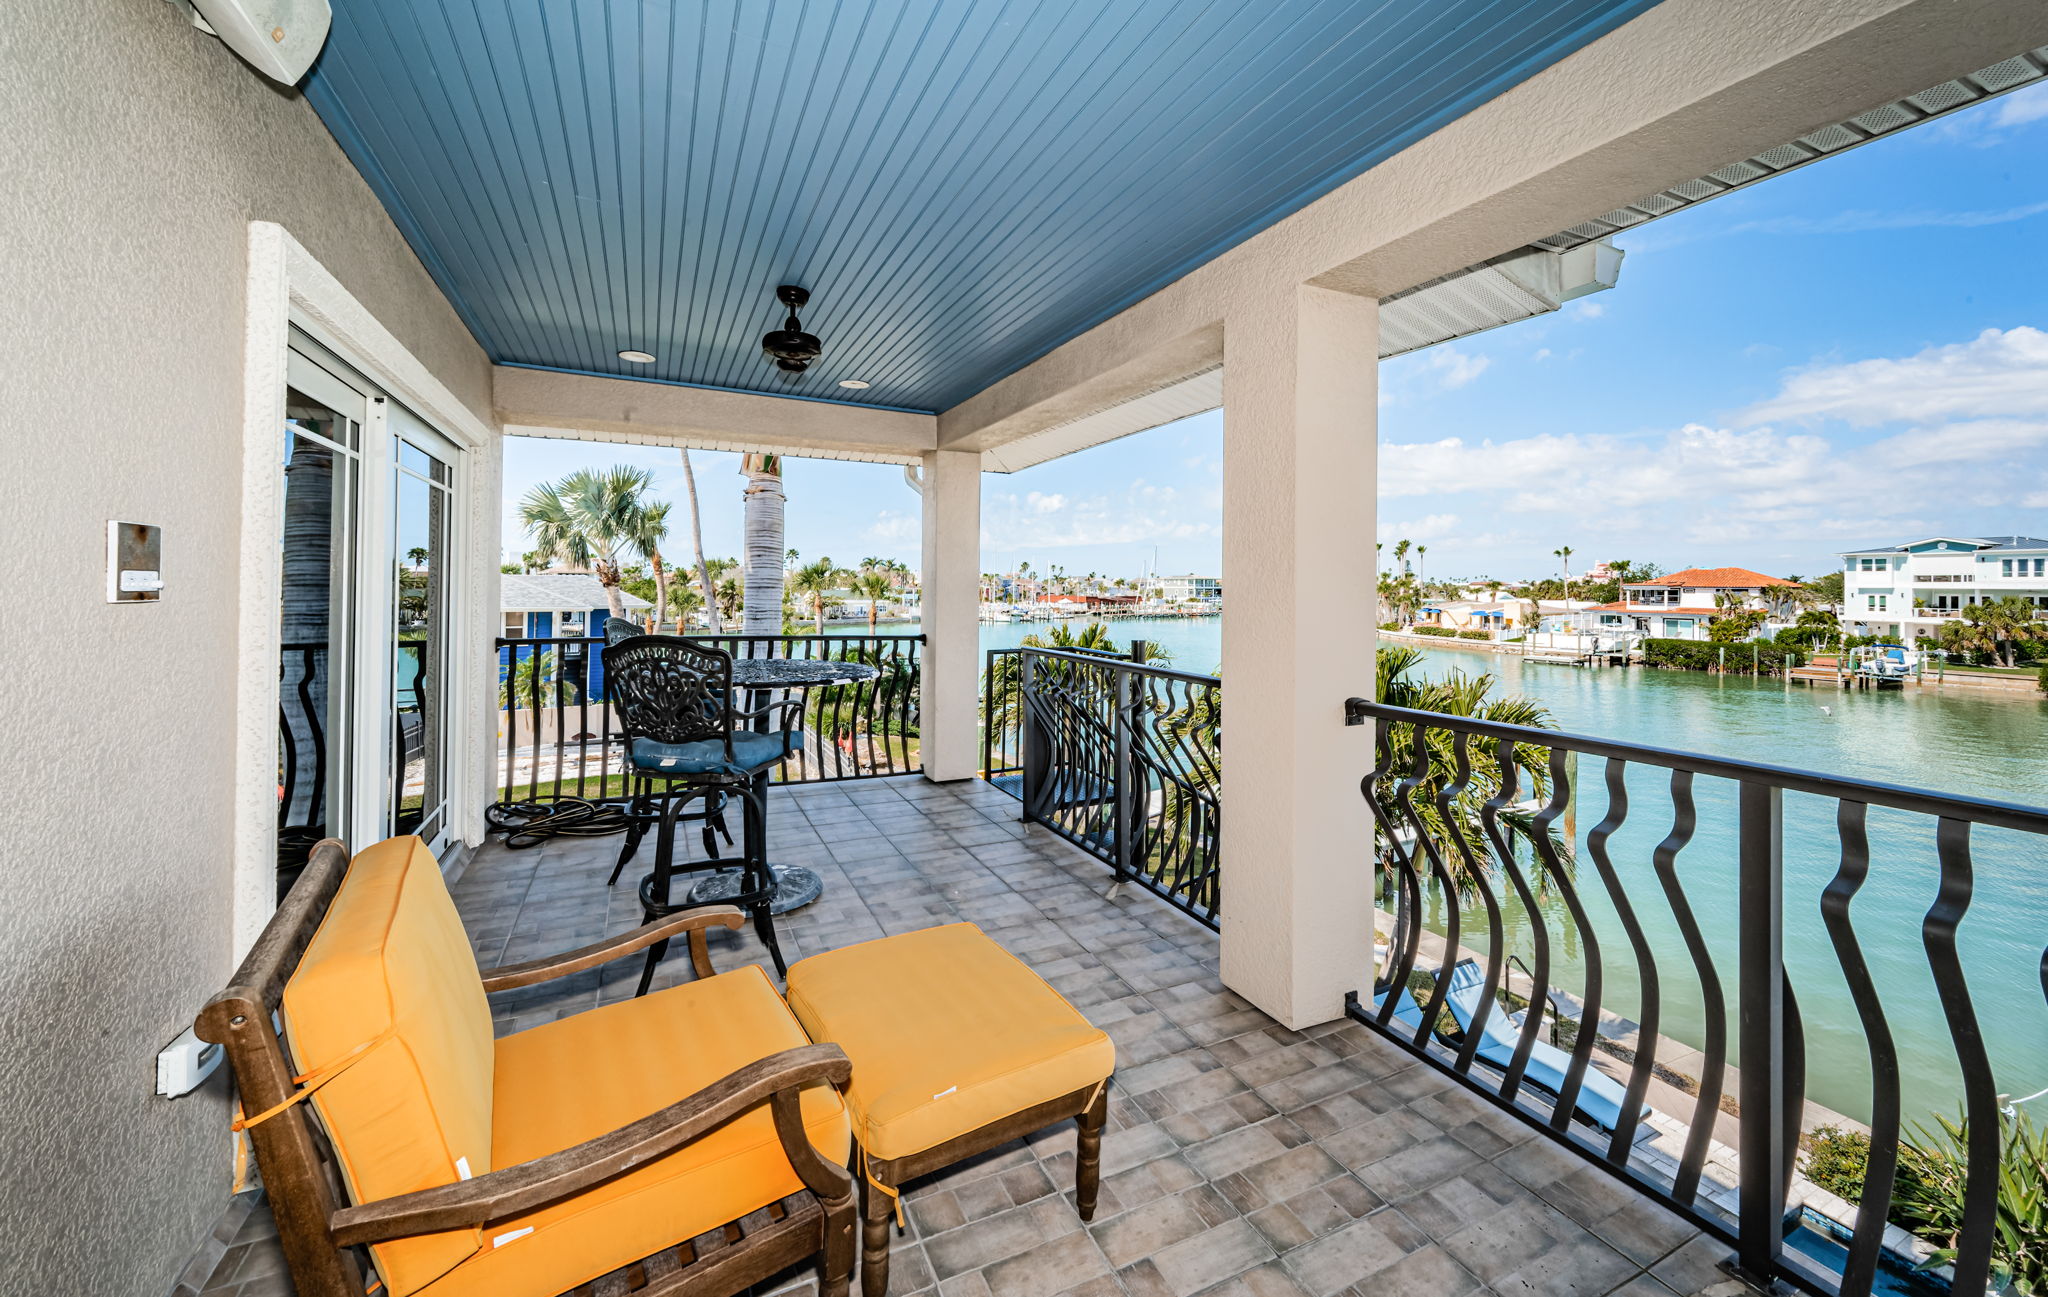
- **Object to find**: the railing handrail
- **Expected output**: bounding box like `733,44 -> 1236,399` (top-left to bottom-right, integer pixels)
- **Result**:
1020,645 -> 1223,689
1347,697 -> 2048,835
498,632 -> 927,646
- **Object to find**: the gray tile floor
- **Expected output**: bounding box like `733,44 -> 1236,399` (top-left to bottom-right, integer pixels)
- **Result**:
195,776 -> 1749,1297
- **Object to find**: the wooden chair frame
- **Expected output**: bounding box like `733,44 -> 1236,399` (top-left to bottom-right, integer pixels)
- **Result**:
196,839 -> 857,1297
858,1083 -> 1107,1297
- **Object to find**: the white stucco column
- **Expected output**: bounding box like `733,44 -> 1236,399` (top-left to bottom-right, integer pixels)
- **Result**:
919,448 -> 982,781
1218,283 -> 1379,1029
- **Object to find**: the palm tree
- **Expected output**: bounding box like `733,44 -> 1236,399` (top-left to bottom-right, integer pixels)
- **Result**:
518,465 -> 661,619
1371,645 -> 1568,895
1393,538 -> 1412,574
627,499 -> 671,630
853,570 -> 893,630
678,449 -> 721,634
1416,543 -> 1427,583
1959,596 -> 2045,667
741,454 -> 787,635
1553,545 -> 1575,600
790,557 -> 840,633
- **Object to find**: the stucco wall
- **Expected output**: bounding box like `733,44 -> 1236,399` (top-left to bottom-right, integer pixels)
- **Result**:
0,3 -> 492,1293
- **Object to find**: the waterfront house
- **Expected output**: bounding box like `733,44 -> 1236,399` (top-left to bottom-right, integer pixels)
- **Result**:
500,572 -> 650,641
1158,573 -> 1223,603
13,5 -> 2048,1297
1417,598 -> 1526,635
1840,535 -> 2048,641
1581,566 -> 1799,641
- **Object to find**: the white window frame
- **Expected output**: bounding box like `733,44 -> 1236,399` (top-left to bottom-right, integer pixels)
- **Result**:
234,223 -> 498,958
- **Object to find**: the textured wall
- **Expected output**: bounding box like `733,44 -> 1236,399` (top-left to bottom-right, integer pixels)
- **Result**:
0,3 -> 491,1293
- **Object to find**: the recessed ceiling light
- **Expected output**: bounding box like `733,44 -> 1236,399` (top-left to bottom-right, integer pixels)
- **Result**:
838,379 -> 870,390
617,349 -> 656,364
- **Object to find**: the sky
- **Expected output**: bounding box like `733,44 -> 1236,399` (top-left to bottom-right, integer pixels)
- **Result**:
502,81 -> 2048,584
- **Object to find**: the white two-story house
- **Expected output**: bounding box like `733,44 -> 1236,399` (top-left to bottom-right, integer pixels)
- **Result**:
1839,536 -> 2048,641
1582,566 -> 1801,642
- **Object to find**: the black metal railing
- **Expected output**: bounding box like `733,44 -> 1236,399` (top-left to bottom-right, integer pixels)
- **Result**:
1345,697 -> 2048,1297
981,647 -> 1026,795
1014,648 -> 1221,927
493,633 -> 923,811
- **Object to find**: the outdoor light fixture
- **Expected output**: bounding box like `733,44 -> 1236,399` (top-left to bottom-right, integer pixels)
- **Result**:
838,379 -> 870,390
760,285 -> 822,378
617,349 -> 656,363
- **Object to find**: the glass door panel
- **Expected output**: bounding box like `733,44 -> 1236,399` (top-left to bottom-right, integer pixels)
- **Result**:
278,344 -> 365,889
389,408 -> 458,846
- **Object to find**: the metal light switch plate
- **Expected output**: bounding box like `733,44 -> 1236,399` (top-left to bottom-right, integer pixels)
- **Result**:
107,521 -> 164,603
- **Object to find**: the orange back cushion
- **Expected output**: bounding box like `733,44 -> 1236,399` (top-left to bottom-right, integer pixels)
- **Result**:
281,836 -> 495,1295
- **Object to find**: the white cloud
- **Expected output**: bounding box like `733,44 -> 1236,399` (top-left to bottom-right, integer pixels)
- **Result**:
1740,327 -> 2048,427
1995,81 -> 2048,128
1377,514 -> 1462,543
1569,300 -> 1605,320
981,483 -> 1215,550
1721,200 -> 2048,238
865,510 -> 919,542
1531,348 -> 1553,362
1428,348 -> 1491,390
2025,491 -> 2048,508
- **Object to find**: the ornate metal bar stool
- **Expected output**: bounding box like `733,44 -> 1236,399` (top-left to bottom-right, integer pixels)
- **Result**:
601,636 -> 804,989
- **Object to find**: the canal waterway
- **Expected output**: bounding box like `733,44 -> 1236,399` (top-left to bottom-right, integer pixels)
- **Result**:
971,615 -> 2048,1127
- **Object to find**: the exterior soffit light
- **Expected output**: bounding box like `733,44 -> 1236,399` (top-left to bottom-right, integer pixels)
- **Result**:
838,379 -> 870,390
617,350 -> 656,364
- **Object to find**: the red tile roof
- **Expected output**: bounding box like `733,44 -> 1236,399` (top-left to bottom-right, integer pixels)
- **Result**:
1627,567 -> 1799,589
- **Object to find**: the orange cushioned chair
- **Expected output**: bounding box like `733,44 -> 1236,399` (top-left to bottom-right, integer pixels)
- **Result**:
199,836 -> 856,1297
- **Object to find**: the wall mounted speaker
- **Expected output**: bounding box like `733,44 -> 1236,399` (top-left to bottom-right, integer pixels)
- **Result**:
186,0 -> 331,85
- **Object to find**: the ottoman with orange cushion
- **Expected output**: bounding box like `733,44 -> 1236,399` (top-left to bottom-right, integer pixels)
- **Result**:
783,923 -> 1115,1297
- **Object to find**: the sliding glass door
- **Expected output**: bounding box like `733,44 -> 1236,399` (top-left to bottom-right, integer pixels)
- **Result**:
277,329 -> 466,887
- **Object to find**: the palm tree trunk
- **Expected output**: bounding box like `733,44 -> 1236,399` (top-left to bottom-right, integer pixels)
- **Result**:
649,548 -> 668,630
741,454 -> 785,638
814,594 -> 826,635
597,558 -> 626,619
679,449 -> 721,634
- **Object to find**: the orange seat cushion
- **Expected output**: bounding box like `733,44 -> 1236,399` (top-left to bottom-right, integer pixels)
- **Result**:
783,923 -> 1113,1162
421,964 -> 850,1297
281,836 -> 496,1297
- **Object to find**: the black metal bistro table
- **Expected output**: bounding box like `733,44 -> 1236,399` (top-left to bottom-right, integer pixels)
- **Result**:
685,655 -> 882,913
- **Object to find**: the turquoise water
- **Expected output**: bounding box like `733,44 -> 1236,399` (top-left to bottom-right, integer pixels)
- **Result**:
970,616 -> 2048,1126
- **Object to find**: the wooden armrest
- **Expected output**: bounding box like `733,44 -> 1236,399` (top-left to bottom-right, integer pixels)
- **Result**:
329,1044 -> 853,1247
478,906 -> 745,992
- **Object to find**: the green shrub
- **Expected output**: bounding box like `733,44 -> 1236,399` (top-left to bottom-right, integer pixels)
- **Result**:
1804,1125 -> 1871,1202
2038,663 -> 2047,694
1891,1107 -> 2048,1295
1410,626 -> 1455,638
1641,638 -> 1806,674
1378,621 -> 1400,632
1457,629 -> 1491,641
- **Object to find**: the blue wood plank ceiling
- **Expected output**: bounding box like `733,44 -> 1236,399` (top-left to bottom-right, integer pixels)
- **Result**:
304,0 -> 1661,413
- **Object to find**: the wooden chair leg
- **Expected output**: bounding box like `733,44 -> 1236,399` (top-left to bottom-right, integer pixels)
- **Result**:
1076,1085 -> 1107,1221
821,1184 -> 858,1297
859,1171 -> 894,1297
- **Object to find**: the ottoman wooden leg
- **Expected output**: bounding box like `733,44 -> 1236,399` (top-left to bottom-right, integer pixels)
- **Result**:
1076,1084 -> 1108,1221
860,1164 -> 895,1297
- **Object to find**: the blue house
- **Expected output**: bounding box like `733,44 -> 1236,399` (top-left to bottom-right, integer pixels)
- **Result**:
500,572 -> 652,701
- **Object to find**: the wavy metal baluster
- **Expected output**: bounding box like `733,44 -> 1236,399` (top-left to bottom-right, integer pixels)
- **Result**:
1923,816 -> 1998,1297
1475,734 -> 1548,1103
1650,769 -> 1721,1206
1527,746 -> 1603,1135
1438,731 -> 1507,1078
1364,718 -> 1428,1033
1818,801 -> 1897,1297
1397,724 -> 1464,1048
1585,757 -> 1659,1164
